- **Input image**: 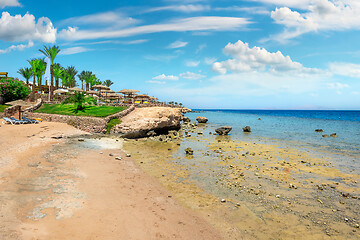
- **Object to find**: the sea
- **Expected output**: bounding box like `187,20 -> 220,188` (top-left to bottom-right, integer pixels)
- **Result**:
185,110 -> 360,174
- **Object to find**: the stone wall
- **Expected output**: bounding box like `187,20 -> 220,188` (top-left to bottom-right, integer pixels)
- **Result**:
4,105 -> 21,117
104,104 -> 135,122
25,112 -> 107,133
24,99 -> 42,112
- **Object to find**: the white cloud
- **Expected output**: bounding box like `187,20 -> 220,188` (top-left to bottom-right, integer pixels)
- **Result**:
204,57 -> 217,65
214,6 -> 270,15
195,43 -> 206,53
212,40 -> 318,74
185,60 -> 200,67
327,82 -> 349,89
145,4 -> 210,13
152,74 -> 179,81
168,40 -> 188,49
60,11 -> 138,27
179,71 -> 205,79
60,46 -> 91,55
0,0 -> 20,8
249,0 -> 313,9
0,12 -> 56,43
0,41 -> 33,54
329,62 -> 360,78
269,1 -> 360,42
59,16 -> 249,41
146,80 -> 166,84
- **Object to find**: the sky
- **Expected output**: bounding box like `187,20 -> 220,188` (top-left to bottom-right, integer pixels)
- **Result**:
1,0 -> 360,109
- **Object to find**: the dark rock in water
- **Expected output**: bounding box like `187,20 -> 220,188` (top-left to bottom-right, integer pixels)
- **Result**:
185,147 -> 194,155
78,138 -> 85,141
183,117 -> 191,123
242,126 -> 251,132
258,118 -> 261,120
315,129 -> 323,132
196,116 -> 208,123
146,130 -> 157,137
215,126 -> 232,135
322,134 -> 329,138
330,133 -> 338,138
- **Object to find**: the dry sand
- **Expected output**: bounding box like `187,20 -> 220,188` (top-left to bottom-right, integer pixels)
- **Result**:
0,122 -> 221,240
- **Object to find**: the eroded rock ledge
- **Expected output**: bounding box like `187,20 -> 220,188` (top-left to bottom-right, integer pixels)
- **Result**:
111,107 -> 183,138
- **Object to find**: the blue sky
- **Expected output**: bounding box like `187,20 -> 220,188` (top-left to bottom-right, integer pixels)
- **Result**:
1,0 -> 360,109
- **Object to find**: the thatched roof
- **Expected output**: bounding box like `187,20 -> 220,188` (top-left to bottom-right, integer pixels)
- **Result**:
54,89 -> 68,94
117,89 -> 140,94
86,90 -> 98,94
100,89 -> 115,93
91,85 -> 110,90
135,94 -> 150,99
68,87 -> 84,92
5,100 -> 33,106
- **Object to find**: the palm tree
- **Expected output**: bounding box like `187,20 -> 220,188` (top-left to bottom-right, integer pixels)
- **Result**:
64,66 -> 78,88
83,71 -> 94,91
103,79 -> 114,87
39,45 -> 60,100
53,63 -> 63,89
27,59 -> 38,100
78,71 -> 87,90
60,71 -> 69,88
36,58 -> 47,92
17,67 -> 33,85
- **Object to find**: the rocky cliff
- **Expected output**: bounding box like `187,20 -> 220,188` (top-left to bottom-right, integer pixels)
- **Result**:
111,107 -> 183,138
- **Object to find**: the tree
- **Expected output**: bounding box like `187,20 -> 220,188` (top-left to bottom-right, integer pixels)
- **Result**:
78,71 -> 87,90
53,63 -> 63,89
17,67 -> 33,85
83,71 -> 93,91
63,66 -> 78,88
103,79 -> 114,87
73,91 -> 85,111
39,45 -> 60,100
36,58 -> 47,92
27,59 -> 37,100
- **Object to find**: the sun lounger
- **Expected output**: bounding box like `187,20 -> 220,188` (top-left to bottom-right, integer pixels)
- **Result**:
2,117 -> 21,125
10,117 -> 28,124
22,116 -> 39,124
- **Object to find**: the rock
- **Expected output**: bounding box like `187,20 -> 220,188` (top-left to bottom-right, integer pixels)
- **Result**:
183,117 -> 191,123
185,148 -> 194,155
146,130 -> 157,137
322,134 -> 329,138
78,138 -> 85,141
126,154 -> 131,157
220,199 -> 226,203
112,107 -> 183,138
215,126 -> 232,135
181,108 -> 192,113
330,133 -> 338,138
51,135 -> 63,139
196,116 -> 208,123
115,157 -> 122,160
258,118 -> 261,120
315,129 -> 323,132
242,126 -> 251,132
109,153 -> 114,156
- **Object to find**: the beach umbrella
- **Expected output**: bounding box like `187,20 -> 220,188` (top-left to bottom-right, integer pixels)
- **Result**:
91,85 -> 110,90
86,90 -> 98,94
5,100 -> 33,118
117,89 -> 140,94
68,87 -> 84,92
54,89 -> 68,94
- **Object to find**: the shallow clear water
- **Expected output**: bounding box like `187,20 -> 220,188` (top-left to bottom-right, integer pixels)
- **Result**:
186,110 -> 360,173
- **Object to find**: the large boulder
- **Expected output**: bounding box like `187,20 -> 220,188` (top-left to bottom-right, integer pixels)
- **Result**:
112,107 -> 183,138
196,116 -> 208,123
215,126 -> 232,135
183,116 -> 191,123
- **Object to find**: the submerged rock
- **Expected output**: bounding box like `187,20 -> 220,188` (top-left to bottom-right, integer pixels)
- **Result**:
322,134 -> 329,138
242,126 -> 251,132
185,147 -> 194,155
196,116 -> 208,123
315,129 -> 323,132
215,126 -> 232,135
330,133 -> 338,138
183,117 -> 191,123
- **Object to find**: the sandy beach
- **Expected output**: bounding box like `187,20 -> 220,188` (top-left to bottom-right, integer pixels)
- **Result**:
0,122 -> 221,240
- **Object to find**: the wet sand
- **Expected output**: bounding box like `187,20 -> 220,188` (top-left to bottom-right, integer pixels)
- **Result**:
0,122 -> 221,239
123,122 -> 360,240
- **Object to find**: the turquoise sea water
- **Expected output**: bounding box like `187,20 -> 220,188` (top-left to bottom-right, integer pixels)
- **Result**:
185,110 -> 360,174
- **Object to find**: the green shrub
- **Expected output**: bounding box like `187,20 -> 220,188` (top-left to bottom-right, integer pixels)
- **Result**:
106,118 -> 122,133
0,77 -> 31,103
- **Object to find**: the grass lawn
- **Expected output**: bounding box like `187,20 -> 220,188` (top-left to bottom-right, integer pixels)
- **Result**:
35,104 -> 127,118
0,105 -> 10,112
106,118 -> 122,133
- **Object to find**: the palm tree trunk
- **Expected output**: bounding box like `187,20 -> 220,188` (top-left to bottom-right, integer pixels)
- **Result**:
50,65 -> 54,100
32,74 -> 36,101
